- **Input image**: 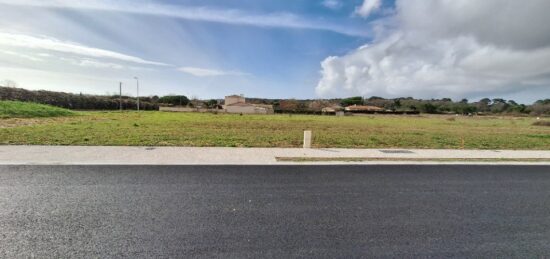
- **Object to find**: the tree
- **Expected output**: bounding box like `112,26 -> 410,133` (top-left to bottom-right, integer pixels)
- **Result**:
422,103 -> 438,113
452,102 -> 477,114
367,96 -> 384,100
491,102 -> 509,113
394,99 -> 402,109
158,95 -> 189,106
151,95 -> 159,103
206,99 -> 218,108
530,102 -> 550,115
279,99 -> 299,112
364,97 -> 393,109
479,98 -> 492,105
296,101 -> 308,112
308,100 -> 332,112
492,98 -> 506,104
340,96 -> 363,106
475,98 -> 492,112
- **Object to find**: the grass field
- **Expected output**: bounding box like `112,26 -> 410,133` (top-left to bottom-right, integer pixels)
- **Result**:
0,101 -> 74,119
0,110 -> 548,149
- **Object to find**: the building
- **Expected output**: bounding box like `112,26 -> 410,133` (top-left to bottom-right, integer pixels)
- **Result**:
223,94 -> 274,114
321,105 -> 344,113
344,104 -> 385,113
224,95 -> 245,106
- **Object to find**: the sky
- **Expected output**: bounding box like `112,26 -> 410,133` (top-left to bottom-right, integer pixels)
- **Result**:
0,0 -> 549,103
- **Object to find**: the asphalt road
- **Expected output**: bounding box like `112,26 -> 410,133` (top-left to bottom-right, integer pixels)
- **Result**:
1,165 -> 550,258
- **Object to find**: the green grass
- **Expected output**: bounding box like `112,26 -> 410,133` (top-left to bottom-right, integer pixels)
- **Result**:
0,101 -> 75,119
0,111 -> 549,149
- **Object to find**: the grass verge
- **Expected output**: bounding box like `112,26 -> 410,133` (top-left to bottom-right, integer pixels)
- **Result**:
0,101 -> 75,119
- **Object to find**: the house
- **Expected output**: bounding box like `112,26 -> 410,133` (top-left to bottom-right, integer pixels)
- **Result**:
344,104 -> 385,112
223,95 -> 274,114
225,95 -> 246,106
321,105 -> 344,113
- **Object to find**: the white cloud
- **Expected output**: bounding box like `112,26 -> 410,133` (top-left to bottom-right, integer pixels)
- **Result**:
317,0 -> 550,100
355,0 -> 381,18
0,65 -> 124,94
178,67 -> 250,77
0,50 -> 43,62
0,32 -> 168,66
0,0 -> 367,37
322,0 -> 342,10
397,0 -> 550,49
77,59 -> 125,70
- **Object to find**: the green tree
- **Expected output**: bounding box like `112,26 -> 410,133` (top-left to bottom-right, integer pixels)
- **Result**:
206,99 -> 218,108
422,103 -> 438,113
492,98 -> 506,104
159,95 -> 189,106
479,98 -> 492,105
394,99 -> 402,109
340,96 -> 363,106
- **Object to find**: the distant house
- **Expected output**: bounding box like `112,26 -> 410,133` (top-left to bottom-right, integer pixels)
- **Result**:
321,105 -> 344,113
225,95 -> 246,106
344,104 -> 384,112
223,94 -> 274,114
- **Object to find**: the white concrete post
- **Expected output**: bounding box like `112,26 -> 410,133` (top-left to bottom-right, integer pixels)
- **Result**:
303,130 -> 312,149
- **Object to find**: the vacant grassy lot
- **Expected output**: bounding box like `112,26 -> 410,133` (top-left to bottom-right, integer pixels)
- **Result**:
0,101 -> 74,119
0,111 -> 548,149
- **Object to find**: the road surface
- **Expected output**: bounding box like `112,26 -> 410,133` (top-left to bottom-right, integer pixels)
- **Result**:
1,165 -> 549,258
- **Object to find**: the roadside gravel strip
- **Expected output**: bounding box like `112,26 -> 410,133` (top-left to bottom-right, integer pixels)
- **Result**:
1,146 -> 549,165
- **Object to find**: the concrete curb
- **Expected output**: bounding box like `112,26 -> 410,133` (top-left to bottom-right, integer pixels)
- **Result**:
1,145 -> 549,165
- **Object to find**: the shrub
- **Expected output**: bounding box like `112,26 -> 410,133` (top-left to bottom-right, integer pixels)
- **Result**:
158,95 -> 189,106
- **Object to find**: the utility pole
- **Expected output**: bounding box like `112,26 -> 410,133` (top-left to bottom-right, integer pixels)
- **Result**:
119,82 -> 122,111
134,76 -> 140,111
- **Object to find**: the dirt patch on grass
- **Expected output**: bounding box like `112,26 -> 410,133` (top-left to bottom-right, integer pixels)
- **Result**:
0,117 -> 76,128
533,120 -> 550,127
0,118 -> 46,128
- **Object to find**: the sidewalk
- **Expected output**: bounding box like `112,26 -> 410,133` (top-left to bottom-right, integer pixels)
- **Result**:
1,146 -> 549,165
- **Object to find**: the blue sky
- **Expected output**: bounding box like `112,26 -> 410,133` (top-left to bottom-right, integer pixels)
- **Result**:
0,0 -> 548,103
0,0 -> 378,99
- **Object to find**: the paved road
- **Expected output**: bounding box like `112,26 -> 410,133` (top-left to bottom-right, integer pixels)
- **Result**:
1,165 -> 549,258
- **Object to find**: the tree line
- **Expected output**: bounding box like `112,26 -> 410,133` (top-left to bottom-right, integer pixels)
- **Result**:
351,96 -> 549,115
1,86 -> 548,115
248,96 -> 550,115
0,86 -> 160,110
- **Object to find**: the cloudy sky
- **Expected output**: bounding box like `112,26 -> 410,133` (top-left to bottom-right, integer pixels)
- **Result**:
0,0 -> 548,103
